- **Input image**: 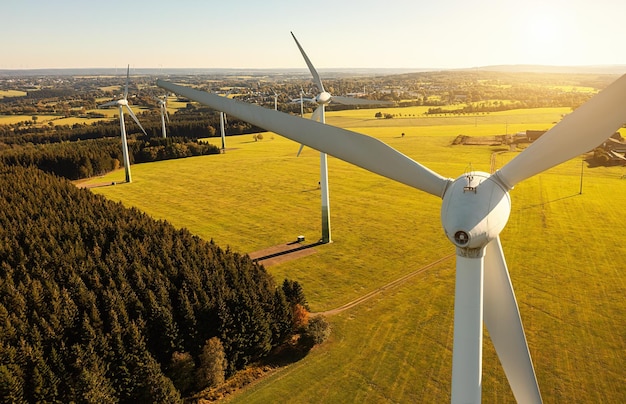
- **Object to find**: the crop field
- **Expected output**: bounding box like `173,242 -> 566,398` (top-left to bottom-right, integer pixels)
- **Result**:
0,114 -> 60,125
0,89 -> 27,98
81,107 -> 626,403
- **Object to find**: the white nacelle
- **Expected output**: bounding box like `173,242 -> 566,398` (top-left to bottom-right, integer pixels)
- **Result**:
440,171 -> 511,249
317,91 -> 332,104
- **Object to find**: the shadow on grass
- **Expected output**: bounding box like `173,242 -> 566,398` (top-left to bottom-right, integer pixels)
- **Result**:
521,193 -> 581,210
79,180 -> 128,189
251,241 -> 323,263
261,336 -> 317,367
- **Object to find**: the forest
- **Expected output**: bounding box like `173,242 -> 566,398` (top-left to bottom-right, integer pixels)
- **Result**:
0,136 -> 220,180
0,164 -> 318,403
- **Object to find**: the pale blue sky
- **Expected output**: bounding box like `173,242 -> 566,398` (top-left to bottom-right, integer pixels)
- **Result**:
2,0 -> 625,69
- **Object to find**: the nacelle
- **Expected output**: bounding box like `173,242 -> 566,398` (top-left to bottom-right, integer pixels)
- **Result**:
317,91 -> 332,104
440,171 -> 511,249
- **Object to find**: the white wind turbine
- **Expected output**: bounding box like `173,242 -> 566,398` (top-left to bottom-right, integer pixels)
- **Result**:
99,65 -> 147,183
291,32 -> 393,243
219,111 -> 228,152
158,74 -> 626,403
154,94 -> 169,138
290,87 -> 309,117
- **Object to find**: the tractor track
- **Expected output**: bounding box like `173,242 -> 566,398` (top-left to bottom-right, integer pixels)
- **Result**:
315,254 -> 454,316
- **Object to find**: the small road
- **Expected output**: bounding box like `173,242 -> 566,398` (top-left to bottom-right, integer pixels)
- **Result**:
315,254 -> 454,316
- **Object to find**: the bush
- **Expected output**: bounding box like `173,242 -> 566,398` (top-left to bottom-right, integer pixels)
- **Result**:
302,315 -> 331,346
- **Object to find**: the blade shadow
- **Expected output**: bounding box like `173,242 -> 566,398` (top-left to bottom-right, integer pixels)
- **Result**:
520,193 -> 580,210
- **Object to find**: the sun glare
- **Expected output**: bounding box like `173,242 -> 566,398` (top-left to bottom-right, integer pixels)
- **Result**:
513,4 -> 575,65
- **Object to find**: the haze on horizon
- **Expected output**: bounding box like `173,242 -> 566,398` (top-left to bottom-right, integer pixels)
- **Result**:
2,0 -> 625,70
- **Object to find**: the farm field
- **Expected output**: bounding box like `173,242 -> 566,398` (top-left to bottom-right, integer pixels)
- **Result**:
0,114 -> 60,125
0,89 -> 27,98
81,107 -> 626,403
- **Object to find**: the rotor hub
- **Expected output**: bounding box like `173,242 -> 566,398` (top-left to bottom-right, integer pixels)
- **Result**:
440,171 -> 511,250
316,92 -> 332,104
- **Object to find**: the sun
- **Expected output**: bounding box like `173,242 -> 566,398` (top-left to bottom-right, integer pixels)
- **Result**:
513,5 -> 573,65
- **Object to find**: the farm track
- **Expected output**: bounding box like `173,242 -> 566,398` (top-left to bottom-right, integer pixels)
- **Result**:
315,253 -> 454,316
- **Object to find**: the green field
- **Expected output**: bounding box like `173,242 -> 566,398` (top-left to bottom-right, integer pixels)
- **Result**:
81,107 -> 626,403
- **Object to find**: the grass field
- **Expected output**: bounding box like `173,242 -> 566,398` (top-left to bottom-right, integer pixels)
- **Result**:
81,107 -> 626,403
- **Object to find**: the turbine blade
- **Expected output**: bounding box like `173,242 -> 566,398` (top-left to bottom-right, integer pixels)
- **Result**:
165,108 -> 170,123
291,32 -> 325,94
484,237 -> 542,404
311,106 -> 322,122
331,95 -> 394,106
98,100 -> 119,108
296,143 -> 305,157
125,105 -> 148,136
158,80 -> 451,198
496,74 -> 626,189
124,64 -> 130,99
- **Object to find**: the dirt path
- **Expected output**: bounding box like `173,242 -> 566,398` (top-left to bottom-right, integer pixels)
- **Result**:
315,253 -> 454,316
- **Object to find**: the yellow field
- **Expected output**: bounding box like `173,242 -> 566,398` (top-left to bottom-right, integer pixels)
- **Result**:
0,114 -> 60,125
0,89 -> 27,98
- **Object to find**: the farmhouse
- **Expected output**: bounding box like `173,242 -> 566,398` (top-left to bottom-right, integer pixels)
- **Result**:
526,130 -> 547,142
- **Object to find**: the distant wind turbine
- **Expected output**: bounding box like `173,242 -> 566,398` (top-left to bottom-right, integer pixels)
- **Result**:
291,31 -> 393,243
154,94 -> 169,138
272,89 -> 278,111
99,65 -> 147,183
219,111 -> 228,152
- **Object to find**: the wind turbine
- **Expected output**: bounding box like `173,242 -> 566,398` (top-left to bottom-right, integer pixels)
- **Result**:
219,111 -> 228,152
158,74 -> 626,403
291,32 -> 393,243
290,87 -> 310,117
154,94 -> 169,138
273,89 -> 278,111
99,65 -> 147,183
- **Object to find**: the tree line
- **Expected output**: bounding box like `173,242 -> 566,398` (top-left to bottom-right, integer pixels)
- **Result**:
0,164 -> 317,403
0,136 -> 220,180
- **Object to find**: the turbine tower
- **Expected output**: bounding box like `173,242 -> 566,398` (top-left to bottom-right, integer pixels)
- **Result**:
291,32 -> 393,244
219,111 -> 227,152
158,73 -> 626,403
99,65 -> 147,183
155,94 -> 169,138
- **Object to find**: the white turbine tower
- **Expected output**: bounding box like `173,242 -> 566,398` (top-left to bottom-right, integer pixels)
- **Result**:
219,111 -> 228,152
155,94 -> 169,138
158,74 -> 626,403
291,32 -> 393,243
99,65 -> 147,183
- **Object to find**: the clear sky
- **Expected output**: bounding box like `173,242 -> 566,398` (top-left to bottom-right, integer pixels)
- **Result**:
2,0 -> 625,69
